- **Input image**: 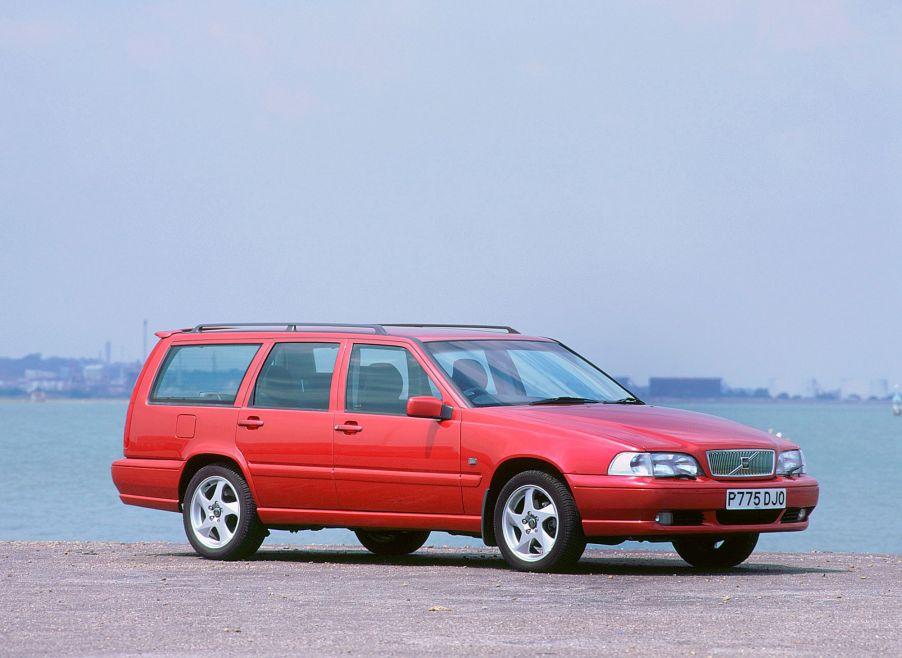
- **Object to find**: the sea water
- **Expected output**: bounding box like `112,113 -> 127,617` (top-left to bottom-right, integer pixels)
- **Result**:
0,400 -> 897,554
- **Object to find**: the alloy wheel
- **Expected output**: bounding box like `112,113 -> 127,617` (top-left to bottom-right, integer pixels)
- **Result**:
189,476 -> 241,549
500,484 -> 559,562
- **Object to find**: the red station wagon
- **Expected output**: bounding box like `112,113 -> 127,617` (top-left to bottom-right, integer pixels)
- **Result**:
112,323 -> 819,572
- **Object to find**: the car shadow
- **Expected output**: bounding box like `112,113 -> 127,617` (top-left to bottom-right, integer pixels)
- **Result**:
155,546 -> 843,576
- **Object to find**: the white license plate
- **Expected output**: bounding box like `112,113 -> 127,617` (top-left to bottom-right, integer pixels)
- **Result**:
726,488 -> 786,510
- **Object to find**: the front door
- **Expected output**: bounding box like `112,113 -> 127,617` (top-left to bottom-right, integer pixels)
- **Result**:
333,342 -> 462,514
236,341 -> 341,510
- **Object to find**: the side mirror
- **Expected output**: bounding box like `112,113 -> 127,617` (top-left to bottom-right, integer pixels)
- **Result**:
406,396 -> 453,421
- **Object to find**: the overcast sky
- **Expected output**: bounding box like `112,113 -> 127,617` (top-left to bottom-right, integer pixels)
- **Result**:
1,1 -> 900,387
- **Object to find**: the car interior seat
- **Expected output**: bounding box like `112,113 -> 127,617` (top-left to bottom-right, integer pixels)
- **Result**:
356,362 -> 405,414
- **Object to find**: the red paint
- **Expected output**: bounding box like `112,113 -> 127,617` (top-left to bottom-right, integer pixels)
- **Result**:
112,326 -> 819,542
406,396 -> 446,419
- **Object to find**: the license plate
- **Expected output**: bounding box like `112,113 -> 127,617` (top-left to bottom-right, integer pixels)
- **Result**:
726,488 -> 786,510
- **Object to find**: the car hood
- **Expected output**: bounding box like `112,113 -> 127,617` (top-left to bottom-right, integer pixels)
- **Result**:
479,404 -> 790,452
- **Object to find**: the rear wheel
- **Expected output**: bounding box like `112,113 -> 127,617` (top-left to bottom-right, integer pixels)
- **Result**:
183,464 -> 267,560
672,533 -> 759,568
355,530 -> 430,556
493,470 -> 586,572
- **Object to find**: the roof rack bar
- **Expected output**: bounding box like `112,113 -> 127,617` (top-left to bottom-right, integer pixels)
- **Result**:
381,323 -> 520,334
191,323 -> 387,334
187,323 -> 518,335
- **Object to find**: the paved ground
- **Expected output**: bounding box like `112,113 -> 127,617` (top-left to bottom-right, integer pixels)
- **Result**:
0,542 -> 899,656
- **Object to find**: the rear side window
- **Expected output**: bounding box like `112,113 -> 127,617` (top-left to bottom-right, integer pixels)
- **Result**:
252,342 -> 339,410
150,344 -> 260,405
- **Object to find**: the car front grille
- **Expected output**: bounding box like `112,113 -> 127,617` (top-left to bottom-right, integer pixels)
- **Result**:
707,449 -> 775,478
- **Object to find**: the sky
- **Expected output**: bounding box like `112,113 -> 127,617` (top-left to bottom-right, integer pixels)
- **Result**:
1,1 -> 900,388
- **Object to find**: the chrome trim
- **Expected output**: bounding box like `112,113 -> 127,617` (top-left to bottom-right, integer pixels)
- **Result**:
706,449 -> 775,478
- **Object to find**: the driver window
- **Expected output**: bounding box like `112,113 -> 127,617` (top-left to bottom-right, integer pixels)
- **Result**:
346,344 -> 441,415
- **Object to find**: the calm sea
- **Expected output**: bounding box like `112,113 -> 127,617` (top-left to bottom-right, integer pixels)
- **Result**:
0,400 -> 898,554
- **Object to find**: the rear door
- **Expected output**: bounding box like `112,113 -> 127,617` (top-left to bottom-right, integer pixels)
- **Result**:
236,340 -> 343,510
333,341 -> 462,514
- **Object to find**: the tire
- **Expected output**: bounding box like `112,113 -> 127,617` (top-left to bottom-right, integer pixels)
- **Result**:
355,530 -> 430,556
493,470 -> 586,572
672,533 -> 759,569
182,464 -> 267,560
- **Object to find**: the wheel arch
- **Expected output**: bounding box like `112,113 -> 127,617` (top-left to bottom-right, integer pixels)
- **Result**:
481,456 -> 569,547
178,452 -> 253,510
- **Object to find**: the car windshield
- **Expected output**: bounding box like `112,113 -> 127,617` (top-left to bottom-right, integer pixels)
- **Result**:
423,339 -> 638,408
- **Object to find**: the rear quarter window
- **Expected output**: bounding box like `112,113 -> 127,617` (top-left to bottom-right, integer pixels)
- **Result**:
150,344 -> 260,405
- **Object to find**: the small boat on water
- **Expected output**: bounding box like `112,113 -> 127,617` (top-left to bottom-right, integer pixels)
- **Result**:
893,388 -> 902,416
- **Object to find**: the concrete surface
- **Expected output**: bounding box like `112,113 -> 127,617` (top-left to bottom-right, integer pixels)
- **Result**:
0,541 -> 899,656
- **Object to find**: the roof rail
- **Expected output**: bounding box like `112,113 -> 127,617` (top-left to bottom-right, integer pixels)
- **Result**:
184,323 -> 519,336
190,323 -> 387,334
381,324 -> 520,334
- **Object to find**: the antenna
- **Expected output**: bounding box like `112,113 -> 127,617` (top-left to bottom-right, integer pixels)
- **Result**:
143,319 -> 148,361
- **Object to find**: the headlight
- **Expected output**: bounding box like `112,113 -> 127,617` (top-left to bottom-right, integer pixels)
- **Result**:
608,452 -> 700,478
776,449 -> 806,476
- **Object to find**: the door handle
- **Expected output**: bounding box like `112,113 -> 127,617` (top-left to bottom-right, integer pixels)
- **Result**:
334,422 -> 363,434
238,417 -> 264,429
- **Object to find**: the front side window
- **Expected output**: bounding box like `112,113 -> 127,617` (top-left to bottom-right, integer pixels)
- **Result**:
253,342 -> 339,410
346,344 -> 441,415
425,340 -> 634,407
150,344 -> 260,405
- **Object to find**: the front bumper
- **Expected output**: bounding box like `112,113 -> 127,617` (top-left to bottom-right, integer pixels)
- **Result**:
568,473 -> 819,539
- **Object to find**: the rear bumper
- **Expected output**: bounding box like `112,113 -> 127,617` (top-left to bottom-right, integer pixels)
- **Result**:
111,458 -> 182,512
568,473 -> 819,539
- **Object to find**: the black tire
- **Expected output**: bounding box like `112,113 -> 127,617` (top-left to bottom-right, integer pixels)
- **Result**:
182,464 -> 267,560
672,533 -> 759,568
355,530 -> 430,556
493,470 -> 586,572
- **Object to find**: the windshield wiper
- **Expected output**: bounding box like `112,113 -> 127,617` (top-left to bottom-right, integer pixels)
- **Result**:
529,396 -> 600,406
603,396 -> 644,405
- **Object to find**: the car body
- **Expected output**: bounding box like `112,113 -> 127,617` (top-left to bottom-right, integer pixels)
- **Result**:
112,323 -> 819,571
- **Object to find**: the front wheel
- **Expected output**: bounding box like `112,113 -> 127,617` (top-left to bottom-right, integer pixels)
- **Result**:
355,530 -> 430,556
183,464 -> 267,560
672,533 -> 759,568
493,470 -> 586,572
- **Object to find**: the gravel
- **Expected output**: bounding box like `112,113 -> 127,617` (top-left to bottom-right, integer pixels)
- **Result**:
0,541 -> 899,656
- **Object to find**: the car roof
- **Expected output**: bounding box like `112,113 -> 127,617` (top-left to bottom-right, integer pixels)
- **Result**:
157,323 -> 552,343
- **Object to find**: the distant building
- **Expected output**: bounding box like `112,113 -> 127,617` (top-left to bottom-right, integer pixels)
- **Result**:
649,377 -> 723,399
83,364 -> 105,383
24,369 -> 56,381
